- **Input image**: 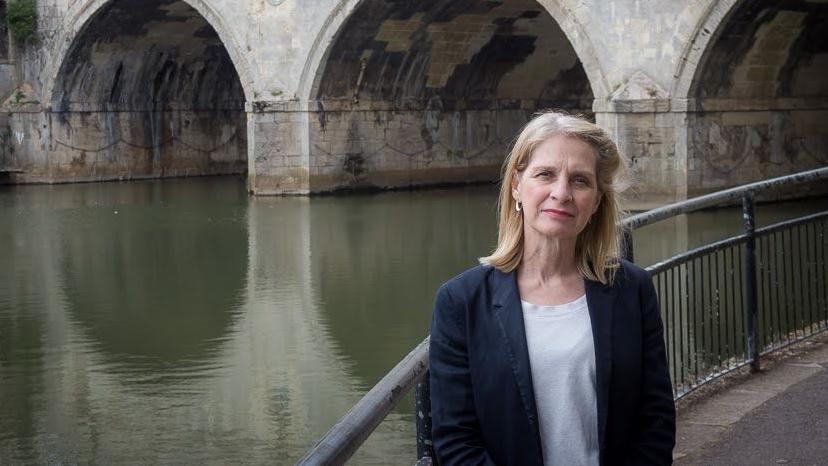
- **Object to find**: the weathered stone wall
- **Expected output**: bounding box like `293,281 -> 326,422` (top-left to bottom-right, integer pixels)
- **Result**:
597,110 -> 687,206
306,0 -> 593,191
247,106 -> 308,194
307,107 -> 528,191
687,108 -> 828,196
684,0 -> 828,195
3,110 -> 246,182
3,0 -> 247,183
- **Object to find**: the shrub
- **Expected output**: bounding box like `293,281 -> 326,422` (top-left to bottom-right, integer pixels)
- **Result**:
7,0 -> 38,44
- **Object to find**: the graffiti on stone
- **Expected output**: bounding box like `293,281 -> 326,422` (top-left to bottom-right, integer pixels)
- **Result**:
695,120 -> 767,175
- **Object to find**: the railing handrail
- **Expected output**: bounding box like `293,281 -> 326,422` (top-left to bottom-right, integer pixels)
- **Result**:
297,339 -> 431,465
646,209 -> 828,275
299,167 -> 828,466
622,167 -> 828,230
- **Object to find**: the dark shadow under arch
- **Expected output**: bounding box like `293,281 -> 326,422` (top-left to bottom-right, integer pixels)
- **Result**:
48,0 -> 247,182
686,0 -> 828,195
307,0 -> 594,192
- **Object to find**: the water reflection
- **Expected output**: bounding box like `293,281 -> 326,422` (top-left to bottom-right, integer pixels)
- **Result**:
309,188 -> 497,389
240,195 -> 423,464
59,194 -> 246,366
0,202 -> 47,463
1,179 -> 255,463
0,180 -> 428,464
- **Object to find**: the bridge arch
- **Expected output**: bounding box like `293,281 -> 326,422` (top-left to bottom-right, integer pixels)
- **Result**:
298,0 -> 609,191
299,0 -> 609,104
42,0 -> 255,106
41,0 -> 252,181
671,0 -> 741,102
675,0 -> 828,195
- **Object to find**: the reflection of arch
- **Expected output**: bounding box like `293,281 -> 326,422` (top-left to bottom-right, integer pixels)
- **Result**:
41,0 -> 255,107
236,196 -> 418,462
59,181 -> 248,367
9,189 -> 413,463
308,189 -> 496,385
298,0 -> 610,104
671,0 -> 741,101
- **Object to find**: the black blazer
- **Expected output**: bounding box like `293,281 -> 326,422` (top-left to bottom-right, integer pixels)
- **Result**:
429,260 -> 675,466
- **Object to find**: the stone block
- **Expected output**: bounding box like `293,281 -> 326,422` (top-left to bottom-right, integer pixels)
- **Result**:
757,34 -> 790,53
772,10 -> 807,29
746,66 -> 776,82
792,110 -> 828,134
654,112 -> 679,129
721,111 -> 771,127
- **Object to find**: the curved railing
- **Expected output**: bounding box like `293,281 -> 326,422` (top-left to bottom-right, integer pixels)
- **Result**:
298,166 -> 828,466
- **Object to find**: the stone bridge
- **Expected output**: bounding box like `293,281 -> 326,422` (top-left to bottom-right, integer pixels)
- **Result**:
0,0 -> 826,200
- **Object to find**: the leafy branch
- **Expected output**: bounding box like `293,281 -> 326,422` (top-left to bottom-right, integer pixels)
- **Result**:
7,0 -> 38,44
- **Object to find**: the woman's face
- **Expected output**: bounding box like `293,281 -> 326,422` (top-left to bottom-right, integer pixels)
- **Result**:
512,135 -> 602,243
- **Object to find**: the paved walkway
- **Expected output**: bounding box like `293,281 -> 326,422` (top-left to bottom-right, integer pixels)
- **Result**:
675,334 -> 828,465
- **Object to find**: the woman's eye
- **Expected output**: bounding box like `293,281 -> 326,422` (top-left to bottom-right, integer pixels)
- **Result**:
573,177 -> 590,186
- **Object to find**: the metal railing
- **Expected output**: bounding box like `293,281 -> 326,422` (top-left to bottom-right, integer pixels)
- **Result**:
298,166 -> 828,465
649,209 -> 828,397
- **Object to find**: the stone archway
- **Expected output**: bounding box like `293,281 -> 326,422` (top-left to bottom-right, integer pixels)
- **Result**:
680,0 -> 828,195
42,0 -> 255,107
671,0 -> 742,103
299,0 -> 604,192
40,0 -> 251,182
299,0 -> 609,104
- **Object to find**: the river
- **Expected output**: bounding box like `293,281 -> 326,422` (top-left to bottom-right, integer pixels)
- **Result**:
0,176 -> 824,464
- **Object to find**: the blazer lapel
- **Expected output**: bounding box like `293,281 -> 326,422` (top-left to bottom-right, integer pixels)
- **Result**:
585,277 -> 616,452
491,269 -> 543,456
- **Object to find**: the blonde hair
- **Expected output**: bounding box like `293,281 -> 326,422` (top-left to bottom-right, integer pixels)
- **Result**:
479,111 -> 629,284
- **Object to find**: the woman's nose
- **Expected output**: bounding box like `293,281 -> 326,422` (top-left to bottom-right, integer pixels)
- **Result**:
550,178 -> 572,202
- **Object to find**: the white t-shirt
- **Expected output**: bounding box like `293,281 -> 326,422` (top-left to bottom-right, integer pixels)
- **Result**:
521,295 -> 599,466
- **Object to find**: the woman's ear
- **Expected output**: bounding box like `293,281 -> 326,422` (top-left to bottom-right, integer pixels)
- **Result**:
511,172 -> 521,201
592,192 -> 603,215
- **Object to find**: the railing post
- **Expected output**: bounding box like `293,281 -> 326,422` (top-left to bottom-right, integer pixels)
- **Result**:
742,192 -> 761,372
415,370 -> 435,463
622,228 -> 634,262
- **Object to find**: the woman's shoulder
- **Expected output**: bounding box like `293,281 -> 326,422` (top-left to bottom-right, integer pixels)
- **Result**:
438,264 -> 499,298
612,258 -> 652,288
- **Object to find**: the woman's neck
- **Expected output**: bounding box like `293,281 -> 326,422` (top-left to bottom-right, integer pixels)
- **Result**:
517,233 -> 586,306
520,233 -> 579,282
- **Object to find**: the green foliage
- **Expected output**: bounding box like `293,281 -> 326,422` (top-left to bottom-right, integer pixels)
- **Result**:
7,0 -> 38,44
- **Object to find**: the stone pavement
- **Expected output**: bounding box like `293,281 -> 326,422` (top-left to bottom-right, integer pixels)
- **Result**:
675,334 -> 828,465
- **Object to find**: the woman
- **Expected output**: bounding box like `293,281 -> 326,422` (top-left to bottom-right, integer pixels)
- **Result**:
429,112 -> 676,466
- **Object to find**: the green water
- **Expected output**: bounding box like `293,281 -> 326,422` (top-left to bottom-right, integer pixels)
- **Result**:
0,177 -> 824,464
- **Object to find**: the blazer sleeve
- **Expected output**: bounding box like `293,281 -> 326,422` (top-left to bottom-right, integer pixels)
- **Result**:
625,269 -> 677,465
429,283 -> 497,466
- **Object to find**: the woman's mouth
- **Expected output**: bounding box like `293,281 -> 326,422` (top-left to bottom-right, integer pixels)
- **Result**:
542,208 -> 574,218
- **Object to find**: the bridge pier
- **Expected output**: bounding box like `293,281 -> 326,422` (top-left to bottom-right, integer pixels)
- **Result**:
247,104 -> 309,195
595,92 -> 691,208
